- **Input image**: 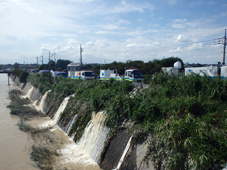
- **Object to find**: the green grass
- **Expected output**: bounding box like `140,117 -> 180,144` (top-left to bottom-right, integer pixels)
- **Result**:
25,73 -> 227,169
133,74 -> 227,170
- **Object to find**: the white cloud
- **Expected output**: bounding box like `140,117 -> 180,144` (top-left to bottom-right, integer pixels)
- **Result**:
171,19 -> 199,29
187,43 -> 203,50
0,0 -> 226,64
172,23 -> 185,29
3,0 -> 41,14
189,0 -> 204,6
121,0 -> 126,5
103,24 -> 123,30
107,1 -> 154,14
166,0 -> 181,5
66,0 -> 96,3
126,43 -> 141,48
118,19 -> 131,25
168,47 -> 182,52
95,31 -> 119,35
176,34 -> 190,42
85,41 -> 94,47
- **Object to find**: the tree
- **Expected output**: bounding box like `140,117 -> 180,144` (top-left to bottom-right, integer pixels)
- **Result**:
38,64 -> 48,70
56,59 -> 71,71
19,71 -> 29,83
160,57 -> 184,68
13,62 -> 20,69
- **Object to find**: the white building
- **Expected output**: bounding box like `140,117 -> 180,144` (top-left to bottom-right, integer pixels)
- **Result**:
67,63 -> 82,77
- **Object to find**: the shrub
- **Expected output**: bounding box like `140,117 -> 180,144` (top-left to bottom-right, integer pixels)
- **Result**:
19,71 -> 29,83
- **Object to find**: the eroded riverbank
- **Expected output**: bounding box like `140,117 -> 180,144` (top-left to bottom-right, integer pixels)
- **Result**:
7,87 -> 101,170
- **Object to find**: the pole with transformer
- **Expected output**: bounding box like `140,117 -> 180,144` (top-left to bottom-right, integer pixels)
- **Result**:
223,29 -> 226,65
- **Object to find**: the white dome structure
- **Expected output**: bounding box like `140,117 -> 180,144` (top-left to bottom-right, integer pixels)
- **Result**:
174,61 -> 182,69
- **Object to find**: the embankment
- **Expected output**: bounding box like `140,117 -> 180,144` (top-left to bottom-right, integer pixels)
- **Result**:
10,72 -> 227,170
11,75 -> 153,170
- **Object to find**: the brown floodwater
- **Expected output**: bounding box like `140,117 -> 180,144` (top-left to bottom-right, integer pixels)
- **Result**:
0,74 -> 38,170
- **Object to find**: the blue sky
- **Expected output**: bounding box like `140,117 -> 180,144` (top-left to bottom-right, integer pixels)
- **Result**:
0,0 -> 226,64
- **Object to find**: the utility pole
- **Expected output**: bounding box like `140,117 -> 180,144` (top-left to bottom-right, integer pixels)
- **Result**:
49,51 -> 51,71
80,44 -> 83,66
36,56 -> 38,67
54,53 -> 56,71
223,29 -> 227,65
40,55 -> 43,65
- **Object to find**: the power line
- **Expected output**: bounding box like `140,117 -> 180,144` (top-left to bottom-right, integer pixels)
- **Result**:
1,36 -> 225,64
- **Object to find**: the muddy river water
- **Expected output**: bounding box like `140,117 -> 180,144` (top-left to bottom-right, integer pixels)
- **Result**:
0,74 -> 38,170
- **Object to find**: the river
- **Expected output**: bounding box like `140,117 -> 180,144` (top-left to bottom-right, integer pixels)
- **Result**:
0,74 -> 38,170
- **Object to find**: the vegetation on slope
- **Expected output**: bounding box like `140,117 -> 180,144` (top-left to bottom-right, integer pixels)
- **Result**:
24,71 -> 227,169
12,68 -> 29,83
138,74 -> 227,170
7,90 -> 44,119
59,79 -> 133,141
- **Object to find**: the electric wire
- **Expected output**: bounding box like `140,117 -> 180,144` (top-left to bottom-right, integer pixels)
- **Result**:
0,36 -> 225,64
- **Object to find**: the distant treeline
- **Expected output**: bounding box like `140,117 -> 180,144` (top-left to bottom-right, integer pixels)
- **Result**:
84,57 -> 184,76
33,56 -> 183,75
12,57 -> 183,83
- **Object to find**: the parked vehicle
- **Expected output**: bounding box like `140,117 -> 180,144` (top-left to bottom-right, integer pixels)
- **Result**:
51,71 -> 67,77
100,68 -> 144,82
162,61 -> 227,79
124,68 -> 144,82
68,70 -> 95,80
30,69 -> 39,73
39,70 -> 50,75
99,69 -> 121,81
185,66 -> 218,78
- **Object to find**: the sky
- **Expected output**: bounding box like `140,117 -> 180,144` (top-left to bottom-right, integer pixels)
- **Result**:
0,0 -> 227,65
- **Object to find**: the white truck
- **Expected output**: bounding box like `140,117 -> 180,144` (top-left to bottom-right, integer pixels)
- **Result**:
185,66 -> 218,78
68,70 -> 95,80
51,70 -> 67,77
184,65 -> 227,79
100,68 -> 144,82
99,69 -> 122,81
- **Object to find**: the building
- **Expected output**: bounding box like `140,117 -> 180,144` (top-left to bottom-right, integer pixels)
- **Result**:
67,63 -> 82,77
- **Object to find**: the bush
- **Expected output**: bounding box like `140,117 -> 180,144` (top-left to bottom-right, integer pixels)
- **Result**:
19,71 -> 29,83
141,74 -> 227,170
